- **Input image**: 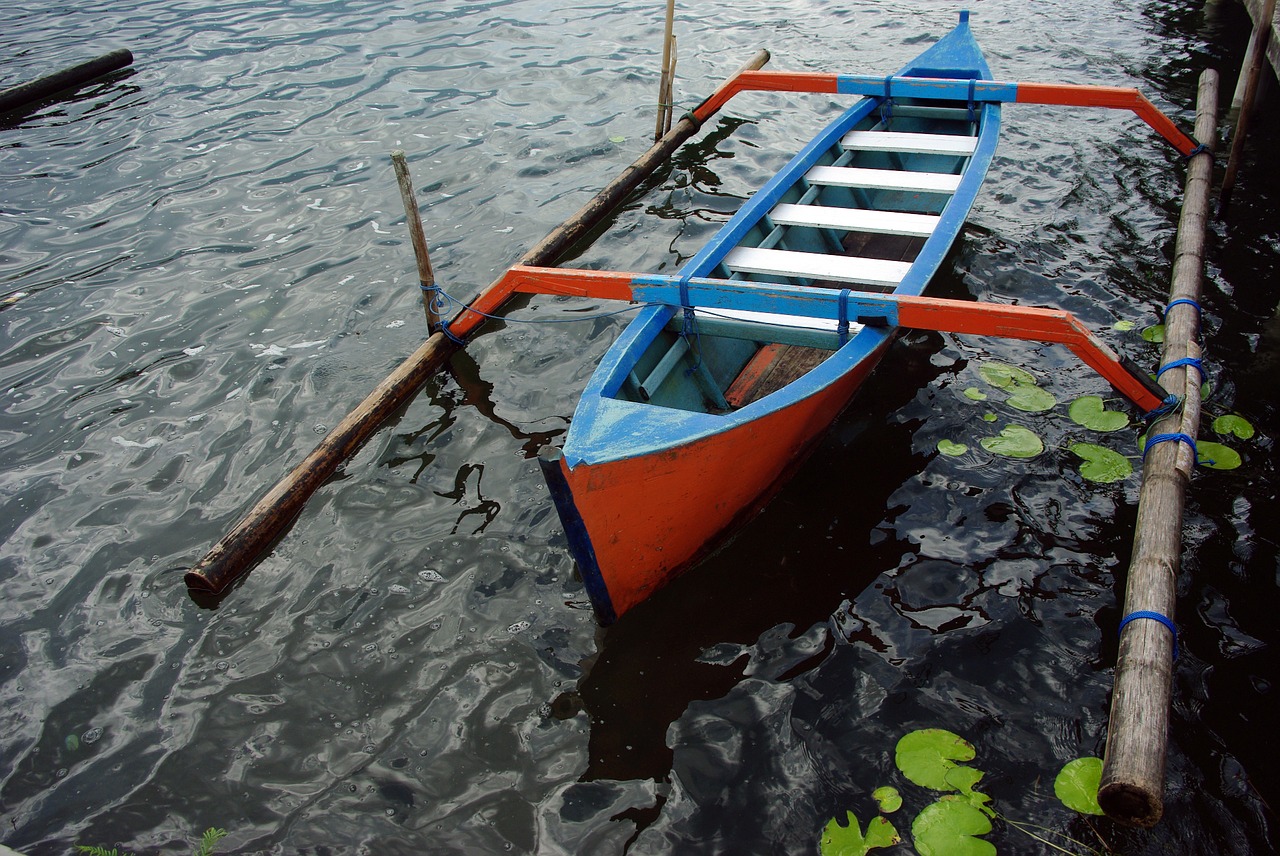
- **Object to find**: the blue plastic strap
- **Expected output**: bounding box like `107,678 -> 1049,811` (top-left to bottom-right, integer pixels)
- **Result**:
1119,610 -> 1179,660
837,288 -> 852,346
1142,431 -> 1198,461
1157,357 -> 1205,382
1164,298 -> 1202,318
1184,142 -> 1212,161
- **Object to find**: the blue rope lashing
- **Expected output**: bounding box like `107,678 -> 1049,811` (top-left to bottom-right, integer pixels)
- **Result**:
1142,393 -> 1182,423
880,76 -> 893,121
419,282 -> 465,344
836,288 -> 852,346
1119,610 -> 1179,660
1157,356 -> 1205,382
1184,142 -> 1212,161
1164,297 -> 1203,319
677,274 -> 703,372
966,78 -> 977,123
1142,431 -> 1199,462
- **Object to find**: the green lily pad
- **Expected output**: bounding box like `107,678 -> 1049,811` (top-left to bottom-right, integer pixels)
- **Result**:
819,812 -> 900,856
873,786 -> 903,813
1196,441 -> 1242,470
65,734 -> 80,752
1113,320 -> 1137,332
1068,395 -> 1129,431
981,412 -> 997,423
1141,324 -> 1165,343
978,362 -> 1036,389
1212,414 -> 1255,440
1069,443 -> 1133,483
912,797 -> 995,856
937,439 -> 968,457
609,135 -> 626,143
895,729 -> 982,793
962,387 -> 987,401
1054,757 -> 1105,816
1005,385 -> 1057,413
979,425 -> 1043,458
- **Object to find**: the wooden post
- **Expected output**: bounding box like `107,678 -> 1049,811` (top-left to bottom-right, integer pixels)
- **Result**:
390,150 -> 441,331
1097,68 -> 1219,828
654,0 -> 677,141
1219,0 -> 1275,214
184,49 -> 771,595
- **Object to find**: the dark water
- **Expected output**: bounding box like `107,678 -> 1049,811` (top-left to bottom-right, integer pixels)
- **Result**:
1,0 -> 1277,852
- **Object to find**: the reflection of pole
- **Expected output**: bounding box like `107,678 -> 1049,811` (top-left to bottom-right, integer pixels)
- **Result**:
655,0 -> 676,141
390,150 -> 441,332
1098,69 -> 1219,829
1219,0 -> 1276,215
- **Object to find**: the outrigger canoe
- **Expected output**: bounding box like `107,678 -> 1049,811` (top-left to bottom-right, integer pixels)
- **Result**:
442,12 -> 1198,625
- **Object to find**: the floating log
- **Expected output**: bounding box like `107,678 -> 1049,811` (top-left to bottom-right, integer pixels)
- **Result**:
1098,68 -> 1219,828
0,49 -> 133,115
1219,0 -> 1275,214
184,49 -> 772,595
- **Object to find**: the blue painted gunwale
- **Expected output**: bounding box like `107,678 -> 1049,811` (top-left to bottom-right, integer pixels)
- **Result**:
560,14 -> 1000,470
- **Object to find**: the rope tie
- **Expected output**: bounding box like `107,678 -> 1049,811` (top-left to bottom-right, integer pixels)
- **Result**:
966,78 -> 977,123
880,76 -> 893,121
677,274 -> 703,372
1119,610 -> 1179,660
837,288 -> 852,346
1157,356 -> 1205,382
1142,394 -> 1182,422
1184,141 -> 1212,161
1163,297 -> 1203,319
1142,431 -> 1201,463
419,282 -> 466,344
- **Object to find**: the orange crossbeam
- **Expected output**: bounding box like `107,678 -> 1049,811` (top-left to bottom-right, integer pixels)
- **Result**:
1015,83 -> 1199,156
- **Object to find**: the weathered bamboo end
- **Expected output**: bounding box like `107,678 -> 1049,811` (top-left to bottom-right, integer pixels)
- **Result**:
184,49 -> 772,595
390,150 -> 441,331
1098,68 -> 1219,828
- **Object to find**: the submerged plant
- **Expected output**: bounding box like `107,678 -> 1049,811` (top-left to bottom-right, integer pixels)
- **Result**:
75,827 -> 228,856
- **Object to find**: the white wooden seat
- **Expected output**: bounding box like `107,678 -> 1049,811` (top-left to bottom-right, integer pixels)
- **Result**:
723,246 -> 910,288
769,202 -> 939,237
804,165 -> 962,194
841,130 -> 977,157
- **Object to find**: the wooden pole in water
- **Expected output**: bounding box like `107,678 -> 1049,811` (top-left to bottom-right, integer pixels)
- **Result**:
654,0 -> 677,141
1097,68 -> 1219,828
0,49 -> 133,115
1219,0 -> 1275,214
184,49 -> 771,595
390,150 -> 442,332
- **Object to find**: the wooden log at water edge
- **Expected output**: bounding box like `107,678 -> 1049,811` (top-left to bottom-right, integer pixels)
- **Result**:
1098,68 -> 1219,828
184,49 -> 772,595
0,49 -> 134,115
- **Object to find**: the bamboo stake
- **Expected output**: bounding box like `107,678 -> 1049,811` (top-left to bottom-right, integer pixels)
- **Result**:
655,0 -> 676,140
185,49 -> 771,595
1219,0 -> 1275,215
1098,68 -> 1219,828
390,150 -> 441,332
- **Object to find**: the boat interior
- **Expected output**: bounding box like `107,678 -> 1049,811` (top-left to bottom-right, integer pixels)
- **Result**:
612,97 -> 982,414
